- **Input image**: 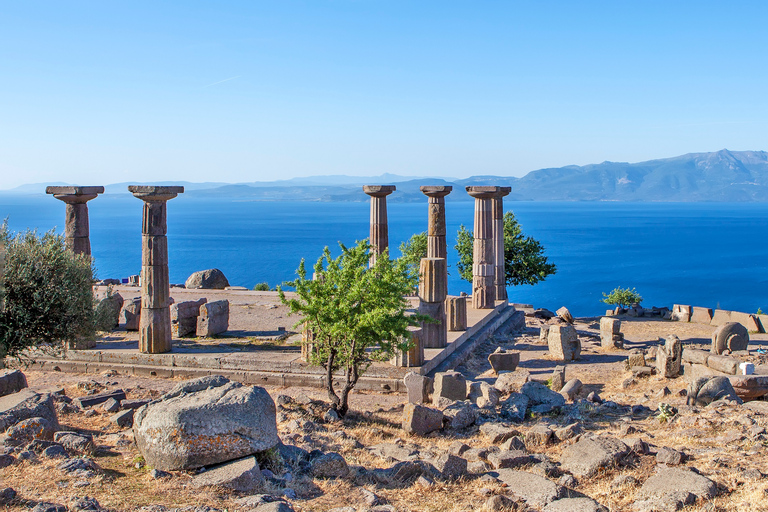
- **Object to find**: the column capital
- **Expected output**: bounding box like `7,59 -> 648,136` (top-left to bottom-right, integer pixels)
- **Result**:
46,186 -> 104,204
466,185 -> 502,199
498,186 -> 512,197
129,185 -> 184,202
363,185 -> 396,197
420,185 -> 452,198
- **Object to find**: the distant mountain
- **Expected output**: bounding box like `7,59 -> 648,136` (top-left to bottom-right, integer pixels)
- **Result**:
6,150 -> 768,201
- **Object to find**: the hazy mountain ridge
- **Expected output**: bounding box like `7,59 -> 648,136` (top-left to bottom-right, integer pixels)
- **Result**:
6,150 -> 768,202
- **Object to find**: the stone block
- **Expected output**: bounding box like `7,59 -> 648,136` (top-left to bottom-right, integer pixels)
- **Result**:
445,296 -> 467,331
404,372 -> 432,404
487,449 -> 534,469
547,325 -> 581,361
111,409 -> 134,428
656,335 -> 683,378
539,324 -> 550,342
495,369 -> 531,394
690,306 -> 713,324
682,348 -> 709,365
74,389 -> 127,409
0,370 -> 27,398
599,317 -> 622,348
392,326 -> 424,367
710,309 -> 732,326
560,378 -> 582,400
192,456 -> 264,492
468,381 -> 500,407
171,298 -> 208,337
433,371 -> 466,402
671,304 -> 692,322
95,292 -> 124,331
707,354 -> 738,375
120,297 -> 142,330
402,403 -> 443,436
197,300 -> 230,337
731,311 -> 760,332
556,307 -> 574,323
418,258 -> 447,303
729,375 -> 768,400
488,348 -> 520,373
757,314 -> 768,333
550,366 -> 566,392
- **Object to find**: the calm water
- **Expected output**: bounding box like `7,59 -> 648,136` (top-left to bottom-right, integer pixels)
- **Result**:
2,193 -> 767,317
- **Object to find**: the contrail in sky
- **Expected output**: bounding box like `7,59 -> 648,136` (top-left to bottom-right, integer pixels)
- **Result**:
202,76 -> 240,88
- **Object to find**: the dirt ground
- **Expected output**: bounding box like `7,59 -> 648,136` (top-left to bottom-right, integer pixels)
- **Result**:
4,292 -> 768,511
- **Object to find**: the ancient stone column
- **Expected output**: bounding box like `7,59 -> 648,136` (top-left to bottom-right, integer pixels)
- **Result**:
129,185 -> 184,354
420,185 -> 452,289
466,186 -> 501,309
45,186 -> 105,256
362,185 -> 396,266
492,187 -> 512,301
418,257 -> 447,348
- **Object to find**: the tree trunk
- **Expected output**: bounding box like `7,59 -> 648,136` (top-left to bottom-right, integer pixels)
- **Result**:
325,349 -> 341,411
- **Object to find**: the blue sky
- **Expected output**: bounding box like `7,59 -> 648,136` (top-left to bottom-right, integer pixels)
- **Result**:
1,1 -> 767,189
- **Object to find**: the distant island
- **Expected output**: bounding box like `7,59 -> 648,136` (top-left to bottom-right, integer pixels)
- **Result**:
7,149 -> 768,202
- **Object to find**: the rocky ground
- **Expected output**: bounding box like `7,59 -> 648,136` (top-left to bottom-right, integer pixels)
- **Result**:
2,297 -> 768,512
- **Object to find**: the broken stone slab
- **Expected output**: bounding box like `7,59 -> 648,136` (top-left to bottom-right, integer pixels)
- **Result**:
53,432 -> 94,455
120,399 -> 150,410
671,304 -> 691,322
556,307 -> 574,324
133,376 -> 279,470
442,401 -> 478,430
468,381 -> 500,408
521,381 -> 566,408
728,375 -> 768,400
487,348 -> 520,374
626,350 -> 646,368
525,423 -> 554,446
550,366 -> 566,392
432,371 -> 467,402
479,422 -> 519,444
682,348 -> 709,365
185,268 -> 230,290
711,322 -> 750,354
632,366 -> 654,378
196,300 -> 229,337
192,455 -> 264,492
73,389 -> 127,409
547,325 -> 581,361
656,446 -> 685,465
560,379 -> 583,401
404,372 -> 432,405
731,311 -> 760,332
0,370 -> 27,398
543,498 -> 608,512
656,335 -> 682,378
171,298 -> 208,337
0,389 -> 59,432
560,435 -> 629,478
487,449 -> 534,469
492,469 -> 564,509
539,324 -> 551,342
635,467 -> 716,505
494,369 -> 531,394
431,453 -> 467,479
690,306 -> 713,324
710,309 -> 732,326
111,409 -> 134,428
500,393 -> 529,423
120,297 -> 142,330
402,403 -> 443,436
706,354 -> 738,375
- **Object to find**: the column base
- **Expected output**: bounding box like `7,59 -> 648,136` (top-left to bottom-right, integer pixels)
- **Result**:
139,307 -> 172,353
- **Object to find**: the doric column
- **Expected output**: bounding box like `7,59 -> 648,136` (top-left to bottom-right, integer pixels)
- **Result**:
46,186 -> 104,256
129,185 -> 184,354
420,185 -> 452,288
418,257 -> 447,348
466,186 -> 501,309
493,187 -> 512,301
362,185 -> 396,266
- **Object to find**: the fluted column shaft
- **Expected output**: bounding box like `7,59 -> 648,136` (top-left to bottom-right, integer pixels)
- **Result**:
129,185 -> 184,354
363,185 -> 396,266
418,257 -> 447,348
420,186 -> 452,291
493,187 -> 512,301
466,186 -> 501,309
46,186 -> 104,256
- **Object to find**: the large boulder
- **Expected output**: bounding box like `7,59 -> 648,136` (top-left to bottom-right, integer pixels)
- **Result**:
185,269 -> 230,289
133,375 -> 279,471
635,467 -> 717,508
0,370 -> 27,398
402,403 -> 443,436
0,389 -> 59,432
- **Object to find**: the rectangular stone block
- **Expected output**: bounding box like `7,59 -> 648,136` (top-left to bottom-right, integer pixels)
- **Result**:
446,296 -> 467,331
171,298 -> 208,337
120,297 -> 141,330
139,307 -> 172,353
671,304 -> 691,322
599,317 -> 621,348
419,300 -> 447,348
141,235 -> 168,266
197,300 -> 229,337
547,325 -> 580,361
141,265 -> 170,308
730,311 -> 760,332
707,354 -> 739,375
757,315 -> 768,333
690,306 -> 713,324
682,347 -> 709,365
392,327 -> 424,367
710,309 -> 732,326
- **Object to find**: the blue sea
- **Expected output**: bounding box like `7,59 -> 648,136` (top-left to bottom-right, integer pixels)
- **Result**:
2,193 -> 767,317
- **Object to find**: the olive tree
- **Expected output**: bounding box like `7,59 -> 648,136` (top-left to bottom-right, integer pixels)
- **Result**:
279,240 -> 423,417
602,287 -> 643,309
0,225 -> 96,359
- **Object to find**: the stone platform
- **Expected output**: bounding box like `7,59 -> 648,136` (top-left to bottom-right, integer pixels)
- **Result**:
25,300 -> 523,393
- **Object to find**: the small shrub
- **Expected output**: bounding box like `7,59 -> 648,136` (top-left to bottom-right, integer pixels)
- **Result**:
601,286 -> 643,309
253,282 -> 270,291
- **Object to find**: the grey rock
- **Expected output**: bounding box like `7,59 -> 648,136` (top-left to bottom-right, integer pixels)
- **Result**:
372,460 -> 439,484
432,453 -> 467,479
521,381 -> 566,408
0,370 -> 27,398
151,468 -> 172,479
657,335 -> 683,378
484,495 -> 517,512
402,403 -> 443,436
548,324 -> 581,361
369,443 -> 418,462
95,292 -> 124,331
0,389 -> 59,432
7,416 -> 55,443
480,422 -> 518,444
656,446 -> 684,465
70,496 -> 101,511
501,436 -> 527,451
192,456 -> 264,492
558,474 -> 577,488
111,409 -> 134,428
185,268 -> 230,289
17,450 -> 37,462
311,452 -> 349,478
54,432 -> 95,455
544,498 -> 608,512
468,460 -> 491,474
554,423 -> 582,442
550,366 -> 566,392
133,376 -> 278,471
253,503 -> 295,512
560,435 -> 629,477
493,469 -> 564,508
32,503 -> 66,512
404,372 -> 431,404
42,445 -> 68,459
0,454 -> 15,468
58,457 -> 100,474
468,381 -> 500,407
101,398 -> 120,413
74,389 -> 126,409
687,376 -> 742,407
0,487 -> 16,505
487,449 -> 534,469
635,468 -> 715,510
442,401 -> 478,430
500,393 -> 529,423
196,300 -> 230,337
433,371 -> 467,402
557,306 -> 574,323
494,370 -> 531,394
120,399 -> 151,410
525,423 -> 554,446
560,379 -> 583,401
488,348 -> 520,373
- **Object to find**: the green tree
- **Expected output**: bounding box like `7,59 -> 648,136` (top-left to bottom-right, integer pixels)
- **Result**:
279,240 -> 423,417
398,231 -> 428,279
455,211 -> 556,286
601,287 -> 643,309
0,225 -> 96,359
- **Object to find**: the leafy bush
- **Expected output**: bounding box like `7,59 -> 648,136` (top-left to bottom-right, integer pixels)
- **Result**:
0,224 -> 95,358
253,282 -> 270,291
397,231 -> 428,280
601,286 -> 643,309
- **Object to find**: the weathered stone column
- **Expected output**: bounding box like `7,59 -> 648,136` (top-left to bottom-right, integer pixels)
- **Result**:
418,257 -> 447,348
46,186 -> 104,256
362,185 -> 396,266
420,185 -> 452,288
129,185 -> 184,354
493,187 -> 512,301
466,186 -> 501,309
